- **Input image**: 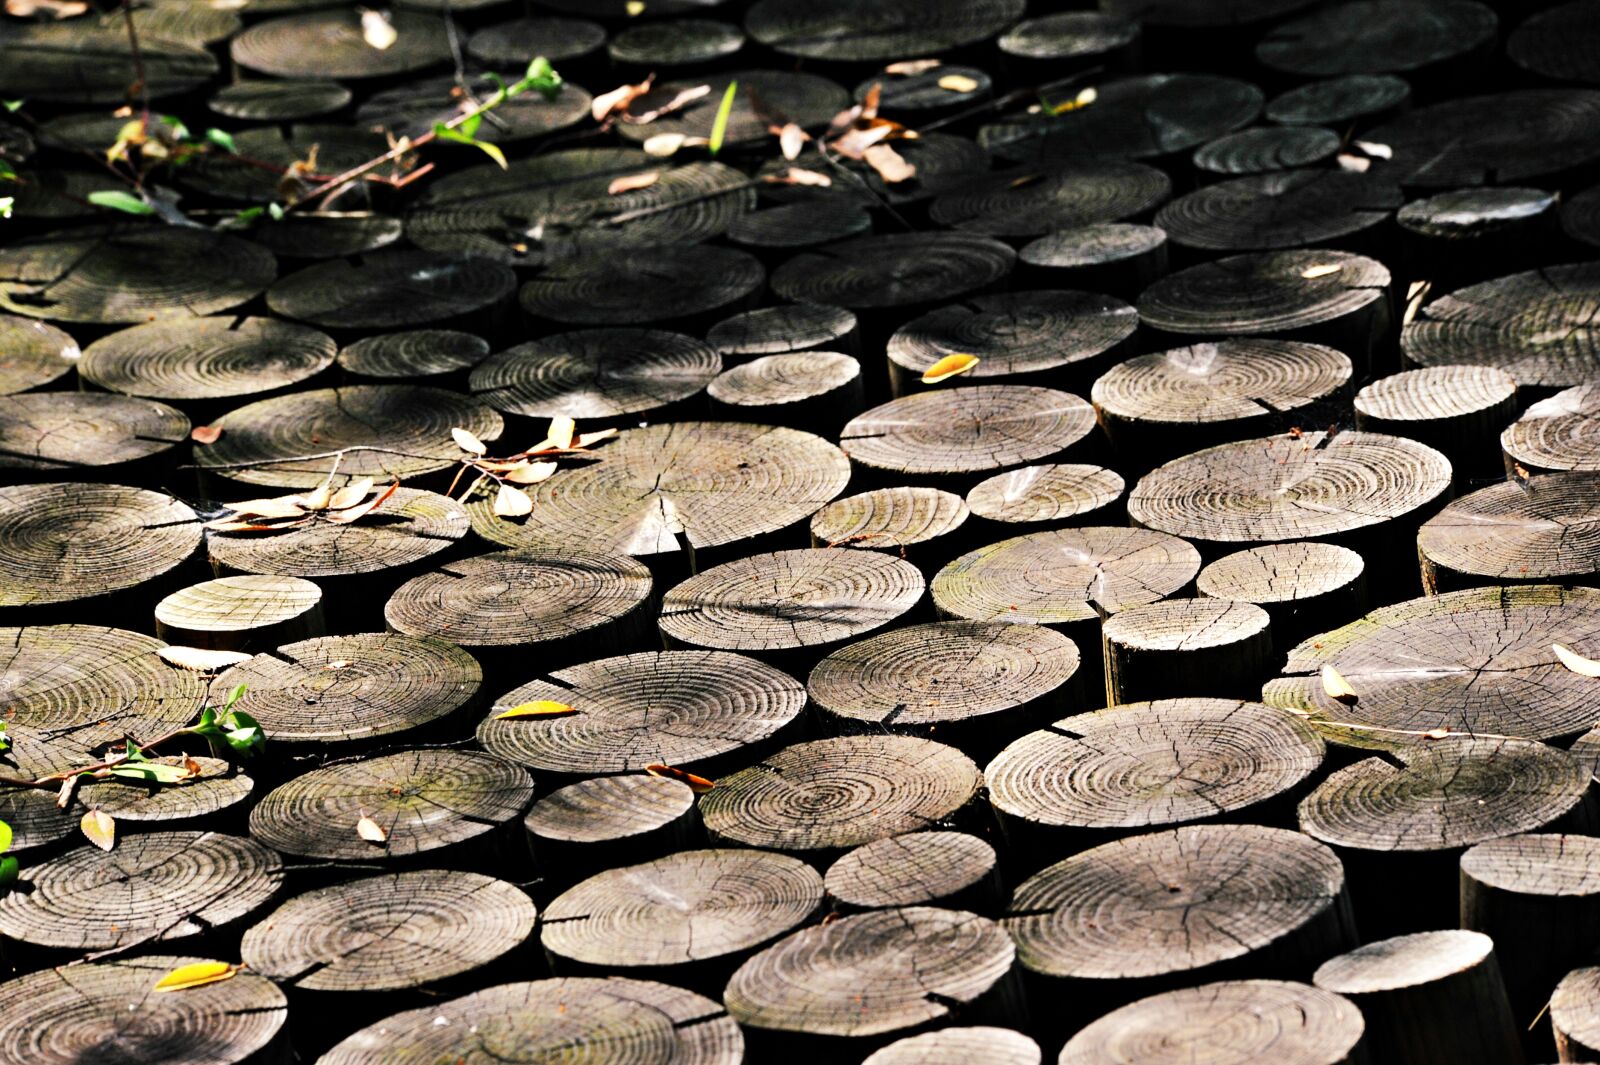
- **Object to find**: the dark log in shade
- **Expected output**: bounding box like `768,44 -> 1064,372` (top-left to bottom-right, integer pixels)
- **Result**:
825,832 -> 1002,912
1364,90 -> 1600,188
1058,980 -> 1366,1065
985,699 -> 1324,846
0,393 -> 188,475
887,292 -> 1137,397
466,16 -> 607,67
241,870 -> 537,991
1397,188 -> 1562,293
863,1027 -> 1041,1065
209,79 -> 352,122
727,201 -> 872,252
808,487 -> 970,563
1312,931 -> 1522,1065
524,775 -> 700,874
1507,0 -> 1600,85
1192,126 -> 1342,177
337,330 -> 489,383
772,233 -> 1016,313
978,73 -> 1262,165
193,384 -> 502,489
355,75 -> 593,145
1002,825 -> 1355,1005
477,650 -> 804,778
470,329 -> 721,422
0,227 -> 276,326
965,464 -> 1126,528
249,749 -> 533,861
1264,73 -> 1412,127
808,620 -> 1080,754
725,907 -> 1020,1054
1256,0 -> 1497,78
267,251 -> 517,333
231,10 -> 450,79
1404,263 -> 1600,394
541,848 -> 822,979
0,25 -> 217,105
928,162 -> 1171,239
76,756 -> 253,826
1098,0 -> 1320,27
154,575 -> 324,653
1355,365 -> 1517,479
81,317 -> 336,406
708,304 -> 860,361
210,633 -> 481,747
1155,170 -> 1403,253
0,954 -> 289,1065
1091,339 -> 1353,465
1461,834 -> 1600,1035
700,735 -> 981,853
1504,385 -> 1600,475
1196,541 -> 1367,648
0,831 -> 283,952
1264,585 -> 1600,749
385,548 -> 653,656
0,483 -> 201,612
1555,967 -> 1600,1063
1016,224 -> 1168,300
520,245 -> 763,328
1102,599 -> 1273,704
852,67 -> 992,119
659,549 -> 925,660
609,19 -> 745,70
1418,473 -> 1600,594
181,125 -> 387,205
997,12 -> 1139,72
0,315 -> 79,395
707,351 -> 865,431
464,422 -> 849,561
744,0 -> 1024,62
319,977 -> 743,1064
245,214 -> 406,263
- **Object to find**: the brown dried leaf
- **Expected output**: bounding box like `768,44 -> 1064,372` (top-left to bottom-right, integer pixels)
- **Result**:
592,76 -> 655,124
863,143 -> 916,184
884,58 -> 941,76
860,83 -> 882,123
356,813 -> 387,843
1320,663 -> 1359,704
4,0 -> 88,17
504,461 -> 558,485
625,84 -> 711,125
327,478 -> 375,511
204,517 -> 315,533
158,646 -> 253,672
645,763 -> 715,793
778,122 -> 807,162
81,809 -> 115,852
493,483 -> 533,518
830,123 -> 894,160
1554,643 -> 1600,677
608,171 -> 660,195
358,8 -> 396,50
190,425 -> 222,445
324,480 -> 398,524
768,167 -> 832,188
937,74 -> 979,93
921,353 -> 979,384
451,426 -> 487,455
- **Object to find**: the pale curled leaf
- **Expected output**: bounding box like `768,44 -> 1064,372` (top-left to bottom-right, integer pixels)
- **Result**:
493,483 -> 533,517
626,84 -> 711,125
159,646 -> 254,672
1337,152 -> 1372,173
81,809 -> 115,851
830,123 -> 894,160
643,132 -> 689,157
921,353 -> 979,384
1320,663 -> 1359,704
576,428 -> 619,448
1423,727 -> 1452,740
1301,263 -> 1342,279
504,461 -> 558,485
5,0 -> 89,17
769,167 -> 831,188
608,171 -> 660,195
327,478 -> 374,511
1554,643 -> 1600,677
937,74 -> 979,93
497,700 -> 578,719
1353,140 -> 1392,159
356,814 -> 387,843
863,143 -> 916,184
884,58 -> 941,76
547,416 -> 576,450
297,481 -> 334,511
154,961 -> 239,993
452,426 -> 487,455
324,480 -> 398,524
214,495 -> 307,520
359,8 -> 397,49
778,122 -> 807,162
205,517 -> 314,533
592,76 -> 654,123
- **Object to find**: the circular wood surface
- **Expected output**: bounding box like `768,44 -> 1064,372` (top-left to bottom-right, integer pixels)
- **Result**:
1503,385 -> 1600,474
0,393 -> 189,472
965,465 -> 1126,526
467,17 -> 608,68
81,317 -> 335,403
1196,542 -> 1366,605
1155,170 -> 1403,252
0,24 -> 217,105
470,328 -> 721,420
708,305 -> 859,359
1139,249 -> 1391,338
1265,73 -> 1411,126
520,244 -> 763,327
1256,0 -> 1496,77
771,233 -> 1016,311
841,386 -> 1096,478
231,9 -> 450,79
744,0 -> 1025,61
928,162 -> 1171,238
0,315 -> 79,395
1418,473 -> 1600,587
1365,89 -> 1600,187
864,1027 -> 1040,1065
1509,0 -> 1600,84
337,330 -> 489,381
268,250 -> 517,332
825,832 -> 998,910
1192,127 -> 1342,176
526,775 -> 697,845
209,79 -> 351,122
809,488 -> 969,552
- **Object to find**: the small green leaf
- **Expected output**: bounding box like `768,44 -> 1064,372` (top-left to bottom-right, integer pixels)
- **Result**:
268,202 -> 285,221
158,115 -> 191,142
0,159 -> 15,183
433,124 -> 508,169
2,100 -> 23,113
225,683 -> 247,710
0,197 -> 10,220
87,190 -> 155,215
0,721 -> 9,754
205,128 -> 237,154
0,856 -> 18,890
708,80 -> 737,157
233,206 -> 265,225
108,762 -> 190,784
460,111 -> 482,138
0,819 -> 12,855
121,741 -> 149,763
513,56 -> 563,101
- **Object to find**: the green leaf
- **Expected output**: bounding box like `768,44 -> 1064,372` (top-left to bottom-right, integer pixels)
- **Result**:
708,80 -> 737,157
205,128 -> 237,154
0,197 -> 10,220
2,100 -> 22,113
0,819 -> 12,855
0,159 -> 15,183
222,710 -> 266,755
433,124 -> 507,169
108,762 -> 190,784
233,206 -> 265,225
267,202 -> 285,221
0,856 -> 18,890
0,721 -> 9,754
121,741 -> 149,763
514,56 -> 563,101
460,111 -> 482,138
158,115 -> 191,142
87,190 -> 155,216
225,683 -> 247,710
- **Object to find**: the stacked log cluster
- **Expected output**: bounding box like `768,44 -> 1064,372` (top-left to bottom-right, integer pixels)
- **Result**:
6,0 -> 1600,1062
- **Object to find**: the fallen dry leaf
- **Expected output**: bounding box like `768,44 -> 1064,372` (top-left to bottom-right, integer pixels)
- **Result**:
297,481 -> 334,511
497,700 -> 579,719
646,763 -> 715,793
358,7 -> 396,50
1048,86 -> 1097,114
81,809 -> 115,852
1301,263 -> 1342,280
5,0 -> 88,17
937,74 -> 979,93
215,496 -> 307,521
608,171 -> 660,195
356,813 -> 388,843
547,416 -> 576,450
778,122 -> 807,162
190,425 -> 223,445
830,123 -> 895,160
860,82 -> 882,122
1403,280 -> 1432,327
1337,153 -> 1372,173
1554,643 -> 1600,677
863,142 -> 916,184
575,428 -> 619,448
158,646 -> 254,672
325,480 -> 398,524
643,132 -> 690,157
153,961 -> 239,993
493,483 -> 533,518
770,167 -> 831,188
921,352 -> 980,384
452,426 -> 487,455
1320,663 -> 1359,704
1423,727 -> 1452,740
504,461 -> 558,485
625,84 -> 710,125
885,58 -> 941,76
1353,140 -> 1392,159
592,76 -> 654,124
327,478 -> 374,511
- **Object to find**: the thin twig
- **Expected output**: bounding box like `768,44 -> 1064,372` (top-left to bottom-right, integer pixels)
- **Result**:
119,0 -> 151,127
177,444 -> 447,472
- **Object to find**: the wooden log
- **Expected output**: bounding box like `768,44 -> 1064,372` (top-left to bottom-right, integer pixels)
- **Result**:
807,620 -> 1082,758
841,386 -> 1096,491
355,75 -> 592,146
1397,188 -> 1563,295
0,393 -> 189,479
248,749 -> 534,864
0,314 -> 78,394
1461,834 -> 1600,1036
1504,385 -> 1600,475
320,976 -> 743,1065
927,162 -> 1171,240
1508,1 -> 1600,85
209,633 -> 481,748
1015,224 -> 1168,301
1102,599 -> 1273,705
700,735 -> 982,855
808,486 -> 971,570
1255,0 -> 1497,81
1002,824 -> 1356,1024
985,699 -> 1325,859
0,831 -> 284,956
541,848 -> 823,988
862,1027 -> 1040,1065
886,291 -> 1137,398
1058,980 -> 1367,1065
181,125 -> 389,206
0,954 -> 289,1065
154,575 -> 324,654
707,304 -> 861,363
1196,541 -> 1368,649
744,0 -> 1024,63
1137,249 -> 1392,365
478,649 -> 804,780
1364,89 -> 1600,188
1554,967 -> 1600,1063
209,79 -> 352,123
964,464 -> 1126,530
1264,585 -> 1600,750
0,226 -> 276,326
244,214 -> 405,264
1312,931 -> 1524,1065
609,19 -> 745,73
997,12 -> 1140,81
824,831 -> 1003,913
725,906 -> 1021,1062
1298,736 -> 1592,936
1419,473 -> 1600,594
524,775 -> 701,887
0,755 -> 75,854
267,250 -> 517,335
658,549 -> 925,666
231,9 -> 451,79
520,245 -> 763,330
337,330 -> 489,386
466,15 -> 607,69
1355,365 -> 1517,479
469,328 -> 721,425
0,24 -> 216,105
1091,339 -> 1353,468
1264,73 -> 1412,128
1192,126 -> 1342,177
385,548 -> 654,666
707,351 -> 865,433
614,70 -> 848,151
1155,170 -> 1404,254
193,384 -> 502,490
1404,262 -> 1600,397
0,483 -> 202,621
727,201 -> 873,254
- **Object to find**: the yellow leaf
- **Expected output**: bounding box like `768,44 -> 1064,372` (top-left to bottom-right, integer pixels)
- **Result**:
547,416 -> 576,450
158,646 -> 254,672
1320,663 -> 1359,704
1048,86 -> 1097,115
497,700 -> 579,719
921,353 -> 980,384
81,809 -> 115,851
327,478 -> 374,511
1554,643 -> 1600,677
504,461 -> 558,485
625,0 -> 644,13
359,7 -> 397,49
608,171 -> 660,195
153,961 -> 239,993
493,483 -> 533,517
937,74 -> 979,93
645,763 -> 715,793
356,814 -> 387,843
1301,263 -> 1342,280
452,426 -> 487,455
